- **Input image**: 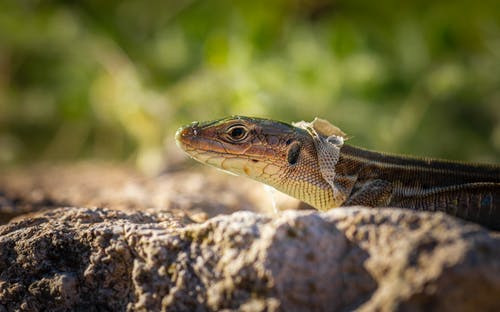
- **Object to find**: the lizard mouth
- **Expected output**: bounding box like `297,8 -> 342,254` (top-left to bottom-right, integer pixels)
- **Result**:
176,122 -> 260,175
175,122 -> 247,161
175,121 -> 279,176
175,122 -> 225,155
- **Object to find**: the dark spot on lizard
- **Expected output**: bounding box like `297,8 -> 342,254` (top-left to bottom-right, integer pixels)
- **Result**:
287,141 -> 302,165
251,159 -> 259,163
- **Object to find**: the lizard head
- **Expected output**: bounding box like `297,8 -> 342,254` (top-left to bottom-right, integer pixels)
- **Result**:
175,116 -> 346,210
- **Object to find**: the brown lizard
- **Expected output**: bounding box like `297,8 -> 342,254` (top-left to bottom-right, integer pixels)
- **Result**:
175,116 -> 500,230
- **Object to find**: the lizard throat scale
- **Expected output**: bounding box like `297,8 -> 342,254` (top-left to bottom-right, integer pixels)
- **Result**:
176,116 -> 500,230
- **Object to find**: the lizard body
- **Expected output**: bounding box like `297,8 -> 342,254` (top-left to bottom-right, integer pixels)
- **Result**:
175,116 -> 500,230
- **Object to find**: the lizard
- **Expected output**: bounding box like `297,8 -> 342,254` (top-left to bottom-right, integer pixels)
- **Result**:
175,116 -> 500,230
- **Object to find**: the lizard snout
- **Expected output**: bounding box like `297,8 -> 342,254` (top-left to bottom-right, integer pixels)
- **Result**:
176,122 -> 199,139
175,121 -> 200,150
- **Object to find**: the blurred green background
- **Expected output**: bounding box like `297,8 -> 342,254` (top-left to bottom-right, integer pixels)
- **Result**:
1,0 -> 499,172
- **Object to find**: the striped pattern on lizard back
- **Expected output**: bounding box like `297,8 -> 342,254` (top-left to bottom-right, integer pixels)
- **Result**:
336,145 -> 500,229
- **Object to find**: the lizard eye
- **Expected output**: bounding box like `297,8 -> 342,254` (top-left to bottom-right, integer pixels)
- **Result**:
225,125 -> 248,142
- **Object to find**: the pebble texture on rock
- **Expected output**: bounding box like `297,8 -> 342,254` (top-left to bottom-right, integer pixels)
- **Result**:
0,164 -> 499,311
0,207 -> 499,311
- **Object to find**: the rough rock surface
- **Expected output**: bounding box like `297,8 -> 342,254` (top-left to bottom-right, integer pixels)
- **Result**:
0,164 -> 499,311
0,163 -> 306,224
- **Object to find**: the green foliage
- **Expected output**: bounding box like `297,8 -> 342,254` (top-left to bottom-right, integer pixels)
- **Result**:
1,0 -> 499,170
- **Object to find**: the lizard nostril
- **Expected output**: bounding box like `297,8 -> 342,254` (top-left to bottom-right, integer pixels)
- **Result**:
175,122 -> 200,141
191,121 -> 200,136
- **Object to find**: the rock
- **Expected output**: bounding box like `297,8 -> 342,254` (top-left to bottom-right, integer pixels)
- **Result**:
0,164 -> 499,311
0,164 -> 306,224
0,206 -> 499,311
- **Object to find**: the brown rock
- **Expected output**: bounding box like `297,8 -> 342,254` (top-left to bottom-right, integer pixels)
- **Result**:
0,164 -> 499,311
0,163 -> 306,224
0,206 -> 498,311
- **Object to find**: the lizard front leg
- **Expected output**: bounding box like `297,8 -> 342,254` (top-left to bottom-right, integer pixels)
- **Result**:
342,179 -> 393,207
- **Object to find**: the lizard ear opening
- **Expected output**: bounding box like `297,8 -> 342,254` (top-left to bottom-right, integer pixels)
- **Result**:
287,141 -> 302,165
